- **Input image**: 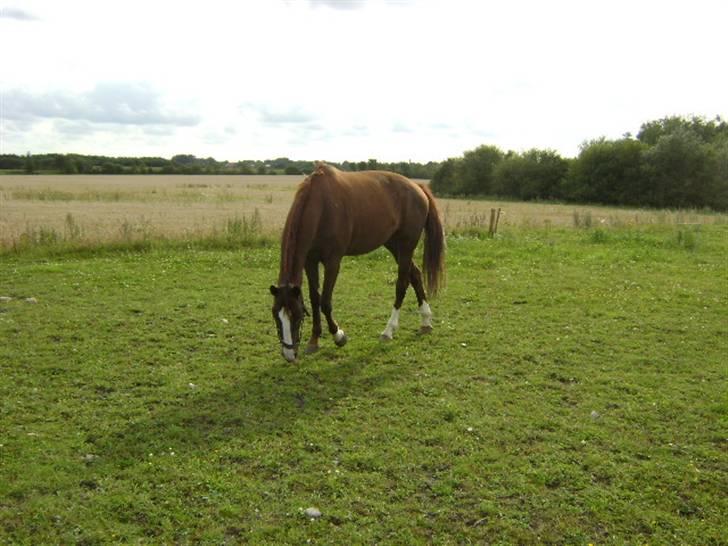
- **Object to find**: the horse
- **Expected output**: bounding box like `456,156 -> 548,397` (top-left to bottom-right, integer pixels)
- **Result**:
269,161 -> 445,362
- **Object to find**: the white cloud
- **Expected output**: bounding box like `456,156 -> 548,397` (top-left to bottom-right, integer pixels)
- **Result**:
0,6 -> 39,20
5,83 -> 199,126
1,0 -> 726,161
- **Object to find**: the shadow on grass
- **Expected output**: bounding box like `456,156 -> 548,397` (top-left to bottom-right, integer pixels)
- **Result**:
93,341 -> 405,465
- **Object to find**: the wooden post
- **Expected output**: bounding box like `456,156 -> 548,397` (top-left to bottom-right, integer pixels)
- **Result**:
494,207 -> 502,235
488,208 -> 496,237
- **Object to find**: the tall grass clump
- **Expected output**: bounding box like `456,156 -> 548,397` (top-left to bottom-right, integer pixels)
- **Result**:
224,209 -> 262,242
194,209 -> 272,251
572,210 -> 593,228
119,217 -> 154,242
673,225 -> 701,251
64,213 -> 82,241
589,228 -> 609,243
449,212 -> 492,238
18,225 -> 61,247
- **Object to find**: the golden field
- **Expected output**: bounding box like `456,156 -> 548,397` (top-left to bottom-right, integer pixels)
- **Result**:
1,174 -> 725,247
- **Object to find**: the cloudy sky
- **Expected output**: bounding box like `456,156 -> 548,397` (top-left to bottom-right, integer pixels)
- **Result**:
1,0 -> 726,162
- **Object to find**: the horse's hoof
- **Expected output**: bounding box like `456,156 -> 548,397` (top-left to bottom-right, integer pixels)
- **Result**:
335,334 -> 348,347
418,326 -> 433,335
379,334 -> 393,342
305,344 -> 319,355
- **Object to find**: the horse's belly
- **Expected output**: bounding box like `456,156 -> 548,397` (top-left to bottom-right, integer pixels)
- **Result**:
345,223 -> 396,255
345,240 -> 386,256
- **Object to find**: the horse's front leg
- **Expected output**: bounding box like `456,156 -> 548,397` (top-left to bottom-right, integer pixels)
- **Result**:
304,256 -> 322,354
321,258 -> 347,347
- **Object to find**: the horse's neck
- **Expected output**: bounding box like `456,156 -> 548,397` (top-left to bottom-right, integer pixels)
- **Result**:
278,241 -> 307,286
278,191 -> 320,286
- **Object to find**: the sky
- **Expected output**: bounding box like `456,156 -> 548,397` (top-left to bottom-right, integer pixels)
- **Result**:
1,0 -> 726,162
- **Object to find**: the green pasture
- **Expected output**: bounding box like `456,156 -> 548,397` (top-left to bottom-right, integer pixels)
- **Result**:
1,225 -> 726,544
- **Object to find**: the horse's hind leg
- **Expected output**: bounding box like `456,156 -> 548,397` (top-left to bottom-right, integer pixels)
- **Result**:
409,262 -> 434,334
380,244 -> 415,341
321,257 -> 347,347
304,255 -> 322,354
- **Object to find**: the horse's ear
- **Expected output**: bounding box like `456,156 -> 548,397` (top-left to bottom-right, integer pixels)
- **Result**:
269,285 -> 279,296
291,286 -> 301,298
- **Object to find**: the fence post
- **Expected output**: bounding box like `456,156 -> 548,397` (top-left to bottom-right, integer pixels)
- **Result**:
488,208 -> 496,237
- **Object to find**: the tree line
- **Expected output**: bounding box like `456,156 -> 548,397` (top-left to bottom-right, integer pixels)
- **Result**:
431,116 -> 728,210
0,153 -> 441,179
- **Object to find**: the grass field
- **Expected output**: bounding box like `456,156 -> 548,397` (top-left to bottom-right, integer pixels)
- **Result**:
1,208 -> 727,543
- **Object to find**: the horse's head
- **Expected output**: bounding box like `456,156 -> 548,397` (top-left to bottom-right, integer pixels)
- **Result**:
269,284 -> 307,362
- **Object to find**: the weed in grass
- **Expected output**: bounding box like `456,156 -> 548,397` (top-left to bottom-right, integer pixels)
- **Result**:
674,226 -> 700,251
64,213 -> 82,241
18,224 -> 61,247
223,209 -> 263,242
119,217 -> 154,242
572,210 -> 593,228
589,228 -> 609,243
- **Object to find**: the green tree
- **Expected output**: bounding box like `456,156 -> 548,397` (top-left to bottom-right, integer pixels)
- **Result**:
638,115 -> 728,146
455,145 -> 503,195
430,158 -> 459,195
494,149 -> 569,200
24,153 -> 36,174
565,138 -> 646,205
709,138 -> 728,210
171,154 -> 197,166
642,129 -> 717,208
55,154 -> 78,174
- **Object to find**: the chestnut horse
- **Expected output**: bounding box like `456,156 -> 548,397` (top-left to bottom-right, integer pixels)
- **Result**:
269,162 -> 445,362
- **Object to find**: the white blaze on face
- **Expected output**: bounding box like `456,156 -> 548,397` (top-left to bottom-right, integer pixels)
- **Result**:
419,301 -> 433,328
278,308 -> 296,361
381,307 -> 400,339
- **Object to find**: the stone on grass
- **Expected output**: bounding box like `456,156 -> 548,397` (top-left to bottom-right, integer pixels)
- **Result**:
304,507 -> 322,519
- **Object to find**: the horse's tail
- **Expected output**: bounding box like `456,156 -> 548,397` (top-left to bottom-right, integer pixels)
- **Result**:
420,184 -> 446,297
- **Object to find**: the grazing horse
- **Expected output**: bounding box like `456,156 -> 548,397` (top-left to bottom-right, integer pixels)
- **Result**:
269,162 -> 445,362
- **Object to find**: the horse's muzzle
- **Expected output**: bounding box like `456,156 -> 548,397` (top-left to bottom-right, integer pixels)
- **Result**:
281,342 -> 297,362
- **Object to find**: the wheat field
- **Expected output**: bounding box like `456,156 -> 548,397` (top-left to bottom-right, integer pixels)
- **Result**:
1,174 -> 725,248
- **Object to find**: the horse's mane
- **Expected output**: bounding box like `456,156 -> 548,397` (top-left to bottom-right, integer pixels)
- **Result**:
311,161 -> 337,178
278,163 -> 333,285
279,182 -> 310,285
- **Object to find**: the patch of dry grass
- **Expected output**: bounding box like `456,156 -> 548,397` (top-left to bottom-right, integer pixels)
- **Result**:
1,175 -> 726,249
440,198 -> 726,234
0,175 -> 299,247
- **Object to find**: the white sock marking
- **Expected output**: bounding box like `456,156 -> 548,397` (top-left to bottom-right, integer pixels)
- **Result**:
419,301 -> 433,328
381,307 -> 400,339
278,308 -> 296,361
334,329 -> 345,343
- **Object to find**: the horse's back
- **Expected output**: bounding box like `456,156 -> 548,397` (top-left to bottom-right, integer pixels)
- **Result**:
322,167 -> 430,255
